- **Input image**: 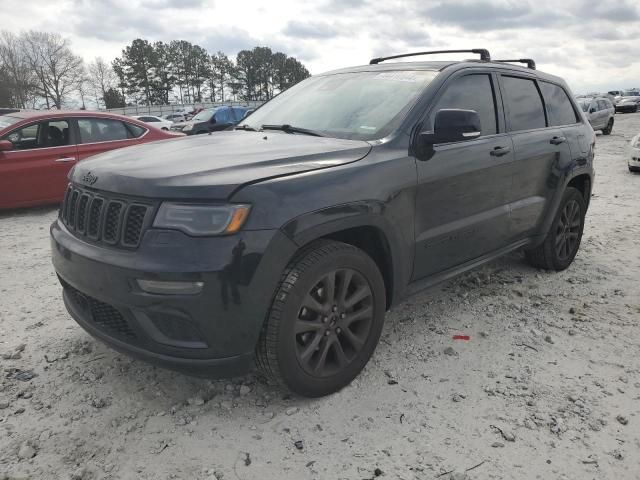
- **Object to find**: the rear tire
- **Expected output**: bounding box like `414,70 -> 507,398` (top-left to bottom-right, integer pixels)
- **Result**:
525,187 -> 586,271
256,240 -> 386,397
602,118 -> 613,135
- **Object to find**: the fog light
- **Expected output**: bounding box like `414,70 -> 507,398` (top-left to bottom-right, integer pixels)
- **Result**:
137,279 -> 204,295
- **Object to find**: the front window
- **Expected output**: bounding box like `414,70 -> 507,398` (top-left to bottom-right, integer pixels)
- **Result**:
242,70 -> 439,140
2,119 -> 70,150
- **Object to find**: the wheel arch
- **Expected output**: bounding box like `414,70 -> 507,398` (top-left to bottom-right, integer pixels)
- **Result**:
281,203 -> 412,310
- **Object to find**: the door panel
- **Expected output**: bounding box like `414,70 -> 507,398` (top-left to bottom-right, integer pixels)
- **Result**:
0,120 -> 77,208
413,135 -> 514,279
75,117 -> 141,161
509,128 -> 572,239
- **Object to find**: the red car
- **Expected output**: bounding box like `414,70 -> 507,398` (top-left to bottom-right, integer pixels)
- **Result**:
0,110 -> 181,209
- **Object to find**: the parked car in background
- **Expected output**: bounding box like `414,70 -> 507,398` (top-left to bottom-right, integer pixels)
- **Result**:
607,90 -> 623,104
629,133 -> 640,172
51,49 -> 594,397
170,106 -> 249,135
164,113 -> 189,123
0,111 -> 180,209
131,115 -> 173,130
576,97 -> 615,134
615,91 -> 640,113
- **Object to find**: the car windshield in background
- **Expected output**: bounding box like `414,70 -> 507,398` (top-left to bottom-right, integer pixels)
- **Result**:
242,70 -> 439,140
0,115 -> 20,129
623,91 -> 639,97
192,109 -> 216,121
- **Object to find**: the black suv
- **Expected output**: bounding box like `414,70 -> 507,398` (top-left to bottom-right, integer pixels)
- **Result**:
51,49 -> 595,397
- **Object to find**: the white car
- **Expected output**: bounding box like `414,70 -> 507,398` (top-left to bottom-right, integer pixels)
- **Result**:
629,133 -> 640,172
131,115 -> 173,130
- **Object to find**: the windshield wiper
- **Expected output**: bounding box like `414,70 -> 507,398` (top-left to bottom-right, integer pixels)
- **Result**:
261,124 -> 326,137
235,124 -> 257,131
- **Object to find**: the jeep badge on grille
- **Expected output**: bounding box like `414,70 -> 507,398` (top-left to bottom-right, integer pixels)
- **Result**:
82,171 -> 98,186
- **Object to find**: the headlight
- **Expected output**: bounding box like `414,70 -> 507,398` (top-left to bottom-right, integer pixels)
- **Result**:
153,203 -> 251,236
183,124 -> 193,131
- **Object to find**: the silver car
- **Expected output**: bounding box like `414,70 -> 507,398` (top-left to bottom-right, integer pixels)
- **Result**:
577,97 -> 615,135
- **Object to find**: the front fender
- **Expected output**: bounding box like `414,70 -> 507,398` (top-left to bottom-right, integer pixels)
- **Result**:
280,202 -> 413,308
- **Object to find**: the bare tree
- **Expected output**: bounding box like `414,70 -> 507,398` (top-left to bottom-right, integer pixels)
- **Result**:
87,57 -> 117,108
21,31 -> 85,109
0,31 -> 37,108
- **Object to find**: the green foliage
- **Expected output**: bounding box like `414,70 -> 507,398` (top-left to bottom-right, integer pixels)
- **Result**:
114,40 -> 310,105
103,87 -> 125,109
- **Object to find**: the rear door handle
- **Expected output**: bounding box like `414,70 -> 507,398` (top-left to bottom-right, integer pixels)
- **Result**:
490,146 -> 511,157
55,157 -> 77,163
550,136 -> 567,145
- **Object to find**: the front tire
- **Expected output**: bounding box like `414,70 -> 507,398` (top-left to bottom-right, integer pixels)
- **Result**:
525,187 -> 586,271
256,240 -> 386,397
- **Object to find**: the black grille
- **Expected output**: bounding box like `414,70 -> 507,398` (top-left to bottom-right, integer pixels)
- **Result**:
60,185 -> 150,249
103,202 -> 123,243
123,205 -> 147,246
63,281 -> 136,339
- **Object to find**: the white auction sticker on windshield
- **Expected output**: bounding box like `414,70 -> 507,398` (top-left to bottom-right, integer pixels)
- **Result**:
374,71 -> 421,82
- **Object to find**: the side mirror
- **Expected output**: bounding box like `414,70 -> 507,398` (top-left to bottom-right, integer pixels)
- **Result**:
419,109 -> 482,146
589,107 -> 596,113
0,140 -> 13,152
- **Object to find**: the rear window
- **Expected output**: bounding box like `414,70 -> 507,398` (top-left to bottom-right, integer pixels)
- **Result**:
502,76 -> 546,132
540,82 -> 579,126
78,118 -> 144,143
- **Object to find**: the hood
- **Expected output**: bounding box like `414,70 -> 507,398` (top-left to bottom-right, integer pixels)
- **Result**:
71,131 -> 371,200
171,121 -> 193,128
620,96 -> 640,104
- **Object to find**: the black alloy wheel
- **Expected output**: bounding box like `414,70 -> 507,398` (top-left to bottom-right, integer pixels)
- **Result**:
295,268 -> 373,377
256,240 -> 386,397
554,199 -> 581,262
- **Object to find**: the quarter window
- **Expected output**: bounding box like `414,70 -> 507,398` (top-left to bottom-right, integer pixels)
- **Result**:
434,74 -> 497,136
502,76 -> 546,132
540,82 -> 579,126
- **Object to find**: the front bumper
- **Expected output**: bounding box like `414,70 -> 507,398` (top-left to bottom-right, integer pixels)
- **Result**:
51,219 -> 297,377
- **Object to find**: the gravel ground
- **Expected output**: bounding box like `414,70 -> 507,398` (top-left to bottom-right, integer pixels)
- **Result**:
1,114 -> 639,480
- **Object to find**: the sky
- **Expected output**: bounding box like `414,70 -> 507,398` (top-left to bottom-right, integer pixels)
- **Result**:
2,0 -> 640,94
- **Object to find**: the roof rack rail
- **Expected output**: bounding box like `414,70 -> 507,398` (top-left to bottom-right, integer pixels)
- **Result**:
369,48 -> 491,65
495,59 -> 536,70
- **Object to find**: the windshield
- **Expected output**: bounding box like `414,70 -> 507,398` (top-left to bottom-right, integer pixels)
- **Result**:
192,109 -> 216,122
0,115 -> 21,130
623,90 -> 639,97
242,70 -> 439,140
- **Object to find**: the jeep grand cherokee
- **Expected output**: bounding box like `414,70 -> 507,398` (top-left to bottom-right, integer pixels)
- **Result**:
51,49 -> 595,397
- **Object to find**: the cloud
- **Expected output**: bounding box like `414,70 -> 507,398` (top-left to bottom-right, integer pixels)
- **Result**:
283,20 -> 341,39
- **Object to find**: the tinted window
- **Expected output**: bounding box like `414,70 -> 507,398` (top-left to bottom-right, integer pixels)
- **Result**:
433,74 -> 497,135
540,82 -> 579,126
597,100 -> 609,110
2,119 -> 70,150
502,76 -> 546,131
140,116 -> 158,122
127,123 -> 146,138
78,118 -> 131,143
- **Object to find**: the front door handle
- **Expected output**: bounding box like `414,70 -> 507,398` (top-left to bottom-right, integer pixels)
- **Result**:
55,157 -> 77,163
490,146 -> 511,157
550,136 -> 567,145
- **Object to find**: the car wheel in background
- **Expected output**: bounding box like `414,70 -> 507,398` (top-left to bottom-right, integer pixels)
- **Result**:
256,240 -> 386,397
525,187 -> 586,271
602,119 -> 613,135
